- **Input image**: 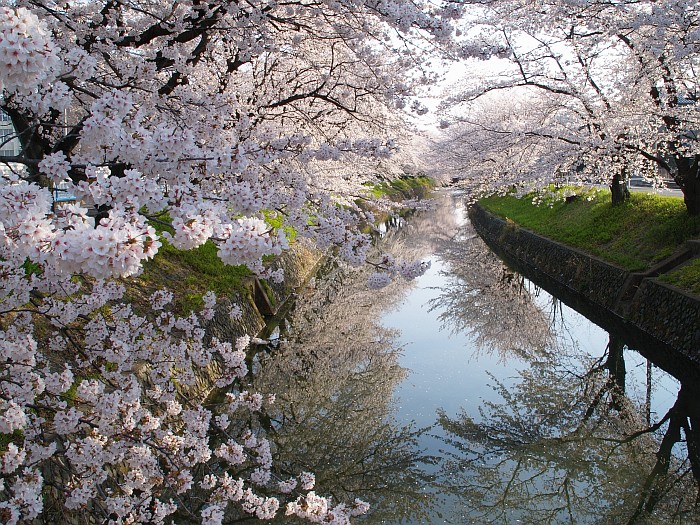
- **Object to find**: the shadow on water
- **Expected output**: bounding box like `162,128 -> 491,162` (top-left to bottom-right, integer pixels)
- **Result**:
430,214 -> 700,524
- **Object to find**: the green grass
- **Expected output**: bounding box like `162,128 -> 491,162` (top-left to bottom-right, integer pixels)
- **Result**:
263,210 -> 297,242
365,175 -> 434,201
136,238 -> 253,314
129,214 -> 259,314
479,188 -> 700,271
135,209 -> 304,313
660,258 -> 700,295
0,429 -> 23,453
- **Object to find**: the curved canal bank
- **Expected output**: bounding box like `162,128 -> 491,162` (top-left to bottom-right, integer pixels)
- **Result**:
264,190 -> 696,524
156,190 -> 700,524
469,203 -> 700,381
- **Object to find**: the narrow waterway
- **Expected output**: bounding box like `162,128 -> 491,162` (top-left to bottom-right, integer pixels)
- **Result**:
254,190 -> 698,525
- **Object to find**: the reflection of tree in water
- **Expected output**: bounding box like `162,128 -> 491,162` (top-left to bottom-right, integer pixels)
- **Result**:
373,190 -> 466,265
429,219 -> 555,359
245,197 -> 464,523
425,209 -> 699,523
626,381 -> 700,524
436,333 -> 700,524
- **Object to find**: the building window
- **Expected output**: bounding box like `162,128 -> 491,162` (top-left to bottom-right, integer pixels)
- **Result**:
0,128 -> 18,157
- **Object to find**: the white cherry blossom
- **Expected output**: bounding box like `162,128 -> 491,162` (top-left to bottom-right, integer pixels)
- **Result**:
0,0 -> 448,522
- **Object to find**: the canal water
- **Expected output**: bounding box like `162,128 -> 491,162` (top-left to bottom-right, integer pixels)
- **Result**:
253,190 -> 698,524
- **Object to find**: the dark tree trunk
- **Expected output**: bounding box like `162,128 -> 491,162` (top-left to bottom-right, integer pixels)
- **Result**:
627,391 -> 684,524
676,155 -> 700,216
605,335 -> 626,391
605,335 -> 627,412
687,409 -> 700,508
610,171 -> 630,206
628,385 -> 700,523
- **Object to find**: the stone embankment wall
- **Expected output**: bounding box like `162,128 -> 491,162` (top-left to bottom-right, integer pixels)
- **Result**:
626,279 -> 700,363
469,203 -> 700,376
468,204 -> 630,311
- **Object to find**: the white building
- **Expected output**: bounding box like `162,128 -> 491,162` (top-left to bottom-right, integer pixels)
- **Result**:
0,110 -> 21,158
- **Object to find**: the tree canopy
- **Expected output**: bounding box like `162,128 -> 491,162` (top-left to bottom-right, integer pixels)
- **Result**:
0,1 -> 457,523
437,0 -> 700,212
1,0 -> 698,523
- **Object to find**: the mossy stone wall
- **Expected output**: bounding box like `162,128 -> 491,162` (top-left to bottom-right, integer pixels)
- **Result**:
469,203 -> 700,375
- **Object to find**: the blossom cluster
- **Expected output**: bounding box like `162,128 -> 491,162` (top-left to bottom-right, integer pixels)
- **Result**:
218,217 -> 287,272
286,492 -> 371,524
0,0 -> 449,522
0,280 -> 367,524
366,253 -> 432,289
0,7 -> 59,94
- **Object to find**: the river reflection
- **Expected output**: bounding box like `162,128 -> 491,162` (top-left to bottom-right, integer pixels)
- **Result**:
251,274 -> 435,524
248,190 -> 699,524
428,218 -> 556,361
436,344 -> 700,524
427,202 -> 700,524
245,196 -> 464,523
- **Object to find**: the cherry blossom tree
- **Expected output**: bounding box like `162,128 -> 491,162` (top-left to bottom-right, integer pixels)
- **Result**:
0,2 -> 459,523
439,0 -> 700,212
434,89 -> 592,199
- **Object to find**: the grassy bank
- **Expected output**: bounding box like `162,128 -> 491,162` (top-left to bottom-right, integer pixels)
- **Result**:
135,178 -> 436,313
364,175 -> 434,202
135,239 -> 253,313
479,188 -> 700,277
659,259 -> 700,295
